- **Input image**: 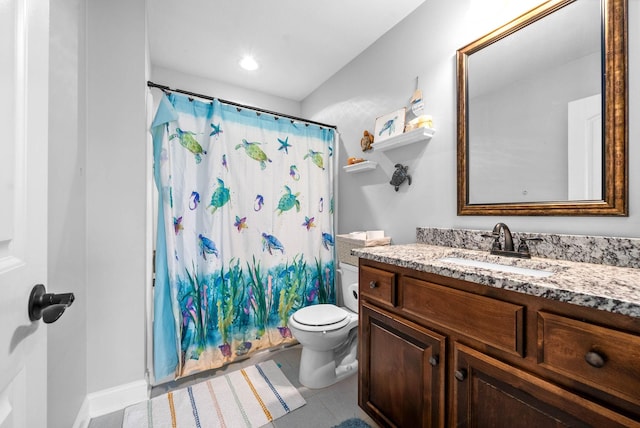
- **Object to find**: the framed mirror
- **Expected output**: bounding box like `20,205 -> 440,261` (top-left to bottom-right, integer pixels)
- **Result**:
457,0 -> 627,216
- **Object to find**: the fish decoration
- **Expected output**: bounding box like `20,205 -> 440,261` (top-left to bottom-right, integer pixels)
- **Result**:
378,117 -> 398,137
278,136 -> 291,154
234,215 -> 247,232
198,234 -> 219,260
289,165 -> 300,181
209,122 -> 223,137
189,191 -> 200,210
235,139 -> 272,170
222,154 -> 228,171
303,149 -> 324,170
302,216 -> 316,230
322,232 -> 334,250
208,178 -> 230,214
276,185 -> 301,215
254,194 -> 264,211
173,216 -> 183,235
169,128 -> 207,163
261,232 -> 285,255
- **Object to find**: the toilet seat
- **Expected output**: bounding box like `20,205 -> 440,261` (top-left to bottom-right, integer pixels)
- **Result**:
291,304 -> 352,332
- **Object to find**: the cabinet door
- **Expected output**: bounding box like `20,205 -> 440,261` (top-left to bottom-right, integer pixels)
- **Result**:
360,302 -> 446,428
452,343 -> 637,428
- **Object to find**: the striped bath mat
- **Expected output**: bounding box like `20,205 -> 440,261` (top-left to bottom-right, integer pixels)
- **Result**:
123,360 -> 306,427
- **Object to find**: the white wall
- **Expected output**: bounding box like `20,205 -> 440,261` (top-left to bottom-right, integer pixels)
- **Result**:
302,0 -> 640,243
151,66 -> 302,117
86,0 -> 147,395
48,0 -> 87,426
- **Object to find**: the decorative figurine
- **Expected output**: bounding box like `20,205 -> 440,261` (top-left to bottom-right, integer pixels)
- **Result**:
390,163 -> 411,191
360,130 -> 374,152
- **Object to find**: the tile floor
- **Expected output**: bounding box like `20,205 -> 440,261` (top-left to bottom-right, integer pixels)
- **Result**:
88,344 -> 379,428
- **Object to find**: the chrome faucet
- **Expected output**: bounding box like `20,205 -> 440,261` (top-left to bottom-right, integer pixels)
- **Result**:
482,223 -> 541,259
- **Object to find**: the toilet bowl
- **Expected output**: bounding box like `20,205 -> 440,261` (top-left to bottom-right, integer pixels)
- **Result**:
288,262 -> 359,389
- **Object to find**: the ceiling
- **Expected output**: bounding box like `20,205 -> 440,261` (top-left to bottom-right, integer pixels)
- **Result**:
147,0 -> 426,101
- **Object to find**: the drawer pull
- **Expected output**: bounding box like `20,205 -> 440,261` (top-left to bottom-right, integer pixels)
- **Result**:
585,351 -> 606,368
429,355 -> 439,367
454,369 -> 467,382
369,281 -> 377,289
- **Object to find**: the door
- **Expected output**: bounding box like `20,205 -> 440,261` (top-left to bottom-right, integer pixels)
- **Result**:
452,342 -> 634,427
360,303 -> 446,428
0,0 -> 50,427
567,94 -> 602,200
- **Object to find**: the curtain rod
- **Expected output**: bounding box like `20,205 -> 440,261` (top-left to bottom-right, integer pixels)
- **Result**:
147,81 -> 337,130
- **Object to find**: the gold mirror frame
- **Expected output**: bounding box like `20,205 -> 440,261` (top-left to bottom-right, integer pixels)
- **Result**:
457,0 -> 627,216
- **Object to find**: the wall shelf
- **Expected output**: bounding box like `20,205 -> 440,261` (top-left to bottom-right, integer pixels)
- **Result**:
371,127 -> 435,152
343,160 -> 378,173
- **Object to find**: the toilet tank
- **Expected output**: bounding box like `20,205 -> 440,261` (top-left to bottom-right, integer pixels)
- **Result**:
338,262 -> 359,313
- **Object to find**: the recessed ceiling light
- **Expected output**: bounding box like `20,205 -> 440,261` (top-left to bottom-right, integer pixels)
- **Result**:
239,56 -> 259,71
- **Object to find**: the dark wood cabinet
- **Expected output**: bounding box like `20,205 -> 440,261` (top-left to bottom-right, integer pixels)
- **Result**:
453,342 -> 634,427
359,303 -> 445,428
358,259 -> 640,428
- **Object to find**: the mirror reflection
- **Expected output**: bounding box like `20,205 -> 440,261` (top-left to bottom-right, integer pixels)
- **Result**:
457,0 -> 627,216
468,0 -> 601,204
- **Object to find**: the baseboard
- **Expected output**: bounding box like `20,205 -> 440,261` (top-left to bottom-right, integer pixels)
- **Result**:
72,379 -> 148,428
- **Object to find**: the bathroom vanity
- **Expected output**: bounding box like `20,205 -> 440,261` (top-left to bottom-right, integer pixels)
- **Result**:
354,240 -> 640,427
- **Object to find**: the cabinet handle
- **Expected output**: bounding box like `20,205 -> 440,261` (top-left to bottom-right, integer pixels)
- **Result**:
429,355 -> 439,367
585,351 -> 606,368
454,369 -> 467,382
369,281 -> 377,289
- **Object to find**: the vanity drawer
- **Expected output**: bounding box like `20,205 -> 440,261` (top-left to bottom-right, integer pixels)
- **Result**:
359,265 -> 396,306
402,277 -> 524,356
537,312 -> 640,406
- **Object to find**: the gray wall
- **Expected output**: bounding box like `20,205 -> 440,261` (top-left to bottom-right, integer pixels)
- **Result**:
302,0 -> 640,243
48,0 -> 87,426
48,0 -> 148,425
85,0 -> 148,394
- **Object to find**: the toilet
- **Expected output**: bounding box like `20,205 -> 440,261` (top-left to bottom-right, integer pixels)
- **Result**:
288,262 -> 359,389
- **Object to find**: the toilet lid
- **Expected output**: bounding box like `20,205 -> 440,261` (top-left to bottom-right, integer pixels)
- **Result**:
292,304 -> 348,327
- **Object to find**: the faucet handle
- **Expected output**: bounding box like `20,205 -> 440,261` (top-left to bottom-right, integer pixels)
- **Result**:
481,233 -> 501,251
517,237 -> 542,255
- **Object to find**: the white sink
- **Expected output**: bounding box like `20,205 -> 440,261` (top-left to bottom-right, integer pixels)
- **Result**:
439,257 -> 554,278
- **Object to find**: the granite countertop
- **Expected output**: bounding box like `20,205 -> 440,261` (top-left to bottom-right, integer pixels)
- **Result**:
352,243 -> 640,319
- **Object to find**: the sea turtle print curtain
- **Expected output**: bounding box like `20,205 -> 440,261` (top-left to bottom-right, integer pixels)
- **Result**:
151,93 -> 336,380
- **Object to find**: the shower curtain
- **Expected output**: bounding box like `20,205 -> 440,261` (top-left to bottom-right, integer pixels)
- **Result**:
151,93 -> 336,380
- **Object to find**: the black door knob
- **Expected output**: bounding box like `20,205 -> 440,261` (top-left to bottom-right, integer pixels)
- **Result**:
28,284 -> 75,324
